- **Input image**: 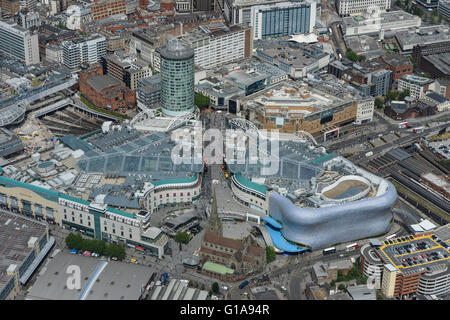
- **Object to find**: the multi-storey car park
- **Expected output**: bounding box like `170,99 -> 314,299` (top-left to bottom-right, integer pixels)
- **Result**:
361,225 -> 450,299
0,211 -> 54,300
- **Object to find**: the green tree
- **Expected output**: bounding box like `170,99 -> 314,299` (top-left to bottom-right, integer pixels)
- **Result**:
338,283 -> 346,291
357,55 -> 366,62
195,93 -> 210,109
175,232 -> 190,244
375,97 -> 384,109
438,14 -> 443,23
398,89 -> 410,101
345,49 -> 359,62
385,90 -> 399,102
266,246 -> 276,263
106,243 -> 126,259
65,233 -> 83,250
211,282 -> 219,294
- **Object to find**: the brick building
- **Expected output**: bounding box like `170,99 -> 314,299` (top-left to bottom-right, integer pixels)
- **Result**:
78,64 -> 136,111
380,53 -> 414,83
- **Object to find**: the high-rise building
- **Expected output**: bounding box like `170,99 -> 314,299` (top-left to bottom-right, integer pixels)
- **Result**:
250,1 -> 316,40
438,0 -> 450,19
158,40 -> 195,117
336,0 -> 391,17
61,35 -> 106,69
179,23 -> 253,69
17,10 -> 41,29
0,0 -> 20,17
0,20 -> 39,65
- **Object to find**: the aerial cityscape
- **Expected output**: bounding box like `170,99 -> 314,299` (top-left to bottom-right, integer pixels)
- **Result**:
0,0 -> 449,303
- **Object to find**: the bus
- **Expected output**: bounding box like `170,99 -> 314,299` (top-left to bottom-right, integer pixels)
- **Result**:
398,121 -> 408,129
323,247 -> 336,255
386,234 -> 397,240
413,127 -> 424,134
239,280 -> 249,289
346,243 -> 359,252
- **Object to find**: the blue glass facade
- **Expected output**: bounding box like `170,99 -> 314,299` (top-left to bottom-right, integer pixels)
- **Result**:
260,5 -> 311,39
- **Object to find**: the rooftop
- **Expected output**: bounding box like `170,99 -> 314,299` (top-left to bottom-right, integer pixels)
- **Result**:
86,75 -> 124,92
376,233 -> 450,277
26,252 -> 154,300
0,212 -> 48,289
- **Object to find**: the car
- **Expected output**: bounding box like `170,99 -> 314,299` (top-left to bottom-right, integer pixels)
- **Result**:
83,251 -> 91,257
70,249 -> 78,254
91,252 -> 99,257
111,257 -> 118,261
130,258 -> 137,263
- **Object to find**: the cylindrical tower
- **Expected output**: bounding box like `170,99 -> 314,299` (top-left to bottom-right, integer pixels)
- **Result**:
159,39 -> 195,117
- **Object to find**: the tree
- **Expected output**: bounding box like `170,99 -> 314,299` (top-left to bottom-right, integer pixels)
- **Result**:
345,49 -> 359,62
106,243 -> 126,260
65,233 -> 83,250
211,282 -> 219,294
398,89 -> 410,101
195,93 -> 210,109
357,55 -> 366,62
266,246 -> 276,263
385,90 -> 399,102
438,14 -> 443,23
375,97 -> 384,109
175,232 -> 190,244
338,283 -> 346,291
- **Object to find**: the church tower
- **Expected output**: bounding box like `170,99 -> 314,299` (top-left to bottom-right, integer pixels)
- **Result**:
205,190 -> 222,235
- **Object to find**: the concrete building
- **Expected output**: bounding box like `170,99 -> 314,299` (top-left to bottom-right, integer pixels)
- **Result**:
398,75 -> 435,100
255,41 -> 331,79
17,10 -> 41,29
396,25 -> 450,53
0,0 -> 20,17
158,40 -> 195,117
0,173 -> 168,258
250,1 -> 316,40
0,128 -> 23,158
248,82 -> 357,137
356,97 -> 375,124
341,10 -> 421,37
361,229 -> 450,299
336,0 -> 391,17
417,0 -> 439,9
26,252 -> 156,300
137,74 -> 161,109
438,0 -> 450,19
0,20 -> 39,65
45,44 -> 63,63
179,23 -> 253,70
223,0 -> 284,26
102,53 -> 151,91
0,211 -> 53,300
62,34 -> 107,69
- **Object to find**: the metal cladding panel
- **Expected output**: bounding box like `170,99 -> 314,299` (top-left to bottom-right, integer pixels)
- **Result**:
268,180 -> 397,250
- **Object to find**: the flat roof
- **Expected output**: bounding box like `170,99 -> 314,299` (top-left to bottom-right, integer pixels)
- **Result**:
376,234 -> 450,276
0,211 -> 48,289
202,262 -> 235,275
27,252 -> 154,300
86,75 -> 123,92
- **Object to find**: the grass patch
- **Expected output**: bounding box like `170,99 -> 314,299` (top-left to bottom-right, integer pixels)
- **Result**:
79,95 -> 129,120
